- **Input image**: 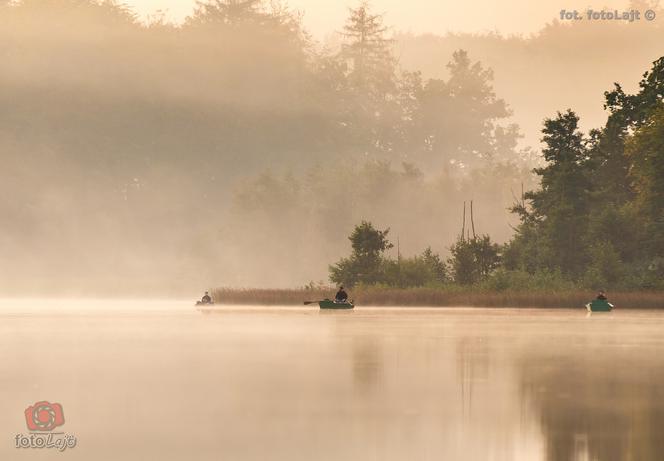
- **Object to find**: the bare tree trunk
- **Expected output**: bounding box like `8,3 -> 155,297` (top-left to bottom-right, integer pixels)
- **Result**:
461,201 -> 466,242
470,200 -> 476,239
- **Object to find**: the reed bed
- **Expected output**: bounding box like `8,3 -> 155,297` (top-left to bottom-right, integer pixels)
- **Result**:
211,287 -> 664,309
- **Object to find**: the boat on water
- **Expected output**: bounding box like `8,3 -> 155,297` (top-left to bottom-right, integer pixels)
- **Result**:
318,299 -> 354,309
195,301 -> 215,307
586,299 -> 614,312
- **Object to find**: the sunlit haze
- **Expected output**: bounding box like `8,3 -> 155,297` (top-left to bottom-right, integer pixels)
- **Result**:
1,0 -> 662,295
2,2 -> 664,459
128,0 -> 635,36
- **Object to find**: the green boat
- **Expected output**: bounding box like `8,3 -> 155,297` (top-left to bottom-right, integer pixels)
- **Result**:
318,299 -> 354,309
586,299 -> 614,312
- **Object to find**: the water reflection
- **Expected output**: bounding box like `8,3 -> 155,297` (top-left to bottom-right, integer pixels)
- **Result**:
351,338 -> 384,392
456,336 -> 489,416
519,345 -> 664,461
1,304 -> 663,461
330,310 -> 540,460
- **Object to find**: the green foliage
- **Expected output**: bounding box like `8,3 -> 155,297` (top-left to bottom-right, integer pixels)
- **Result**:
421,247 -> 448,283
626,104 -> 664,261
536,111 -> 592,272
604,57 -> 664,128
502,221 -> 553,274
582,241 -> 625,289
381,247 -> 448,288
585,204 -> 640,262
349,220 -> 393,257
448,235 -> 501,285
330,223 -> 448,288
508,110 -> 592,275
505,58 -> 664,290
328,257 -> 356,287
329,221 -> 393,287
448,238 -> 476,284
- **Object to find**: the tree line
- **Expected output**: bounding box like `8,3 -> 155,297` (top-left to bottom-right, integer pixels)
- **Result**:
329,57 -> 664,291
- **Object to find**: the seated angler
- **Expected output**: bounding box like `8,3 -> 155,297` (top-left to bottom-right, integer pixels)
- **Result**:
201,291 -> 213,304
335,286 -> 348,303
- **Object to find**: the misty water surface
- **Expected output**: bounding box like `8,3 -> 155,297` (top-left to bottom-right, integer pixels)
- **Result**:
1,301 -> 663,460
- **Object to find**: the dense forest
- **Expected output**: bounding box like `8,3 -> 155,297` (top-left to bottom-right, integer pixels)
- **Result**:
327,56 -> 664,290
0,0 -> 662,294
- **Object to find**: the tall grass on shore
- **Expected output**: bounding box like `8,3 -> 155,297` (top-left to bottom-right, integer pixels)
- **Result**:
211,287 -> 664,308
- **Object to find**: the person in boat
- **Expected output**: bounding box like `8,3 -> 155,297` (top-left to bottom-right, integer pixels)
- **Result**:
596,290 -> 608,301
335,286 -> 348,303
201,291 -> 213,304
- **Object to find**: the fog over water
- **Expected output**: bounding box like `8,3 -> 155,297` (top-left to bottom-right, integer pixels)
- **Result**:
0,0 -> 662,295
2,302 -> 664,460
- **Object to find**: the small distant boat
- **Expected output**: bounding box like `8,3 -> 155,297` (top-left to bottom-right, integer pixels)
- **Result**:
586,299 -> 614,312
195,301 -> 215,307
318,299 -> 354,309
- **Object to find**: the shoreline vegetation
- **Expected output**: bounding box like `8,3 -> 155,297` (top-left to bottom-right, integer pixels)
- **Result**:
211,288 -> 664,309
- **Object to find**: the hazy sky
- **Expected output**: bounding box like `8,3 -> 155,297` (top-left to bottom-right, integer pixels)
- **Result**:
129,0 -> 635,37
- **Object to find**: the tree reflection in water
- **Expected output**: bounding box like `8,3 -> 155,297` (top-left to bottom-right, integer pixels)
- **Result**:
519,344 -> 664,461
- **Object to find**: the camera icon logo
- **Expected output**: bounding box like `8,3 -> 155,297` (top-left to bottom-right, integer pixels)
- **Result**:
24,401 -> 65,432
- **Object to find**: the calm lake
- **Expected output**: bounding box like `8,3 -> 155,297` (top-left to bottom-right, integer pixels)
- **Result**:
1,300 -> 663,460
